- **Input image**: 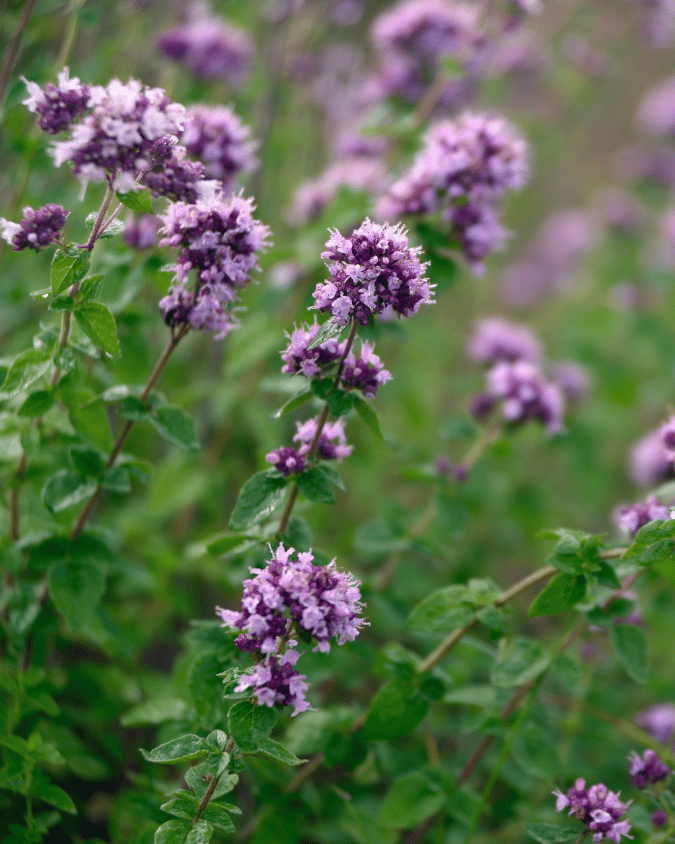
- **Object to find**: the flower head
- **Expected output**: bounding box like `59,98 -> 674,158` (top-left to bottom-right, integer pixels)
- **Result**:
280,322 -> 346,379
629,427 -> 675,487
467,317 -> 541,365
340,342 -> 393,398
294,417 -> 353,461
553,779 -> 632,843
182,105 -> 257,191
0,204 -> 69,251
628,749 -> 670,789
485,360 -> 565,434
313,219 -> 433,326
233,650 -> 311,716
615,495 -> 673,538
265,447 -> 307,478
636,703 -> 675,744
22,67 -> 90,134
157,16 -> 253,83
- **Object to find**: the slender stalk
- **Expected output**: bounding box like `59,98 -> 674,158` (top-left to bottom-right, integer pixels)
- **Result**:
274,320 -> 359,541
189,738 -> 235,830
0,0 -> 39,106
70,324 -> 190,541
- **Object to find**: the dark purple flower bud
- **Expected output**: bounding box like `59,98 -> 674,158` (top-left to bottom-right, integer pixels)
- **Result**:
294,417 -> 353,461
123,214 -> 161,250
313,219 -> 433,326
182,105 -> 257,192
469,392 -> 495,421
340,342 -> 392,398
628,749 -> 670,789
652,810 -> 668,829
265,447 -> 307,477
466,317 -> 541,365
157,16 -> 253,83
22,68 -> 90,134
1,204 -> 69,251
553,779 -> 632,843
615,495 -> 673,538
636,704 -> 675,744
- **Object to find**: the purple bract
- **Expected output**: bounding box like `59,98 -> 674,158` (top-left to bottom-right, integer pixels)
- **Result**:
265,447 -> 307,478
615,495 -> 673,538
233,649 -> 311,716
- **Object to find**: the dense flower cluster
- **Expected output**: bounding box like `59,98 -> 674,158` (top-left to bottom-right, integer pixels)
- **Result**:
280,323 -> 346,378
265,447 -> 307,478
615,495 -> 673,537
340,342 -> 392,398
217,544 -> 366,714
157,16 -> 253,83
636,704 -> 675,744
313,219 -> 433,325
158,193 -> 270,339
377,112 -> 528,272
553,779 -> 632,843
39,75 -> 187,193
628,749 -> 670,789
0,204 -> 69,251
142,146 -> 211,203
294,417 -> 353,461
22,67 -> 90,134
182,105 -> 257,191
466,317 -> 541,365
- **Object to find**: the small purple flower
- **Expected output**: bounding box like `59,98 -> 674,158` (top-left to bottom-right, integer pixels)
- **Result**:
485,360 -> 565,434
0,204 -> 69,251
615,495 -> 673,538
628,749 -> 670,789
265,447 -> 307,477
652,809 -> 668,828
553,779 -> 632,843
123,214 -> 161,250
157,16 -> 253,83
22,67 -> 90,134
233,649 -> 311,716
340,342 -> 393,398
629,427 -> 675,487
636,704 -> 675,744
294,417 -> 353,461
313,219 -> 433,326
280,322 -> 346,378
182,105 -> 257,192
466,317 -> 541,365
142,146 -> 214,203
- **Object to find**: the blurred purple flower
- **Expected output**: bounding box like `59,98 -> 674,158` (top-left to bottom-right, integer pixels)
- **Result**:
484,360 -> 565,434
614,495 -> 673,538
182,105 -> 257,192
466,317 -> 541,365
638,76 -> 675,138
652,809 -> 668,828
294,417 -> 353,461
22,67 -> 90,135
636,703 -> 675,744
123,214 -> 161,250
553,779 -> 632,843
552,361 -> 590,403
0,204 -> 69,251
157,15 -> 253,83
265,447 -> 307,477
629,427 -> 674,487
628,749 -> 670,789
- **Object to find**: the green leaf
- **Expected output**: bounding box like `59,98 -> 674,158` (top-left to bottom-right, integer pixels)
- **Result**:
307,317 -> 345,350
74,302 -> 120,357
408,586 -> 476,633
443,685 -> 496,708
353,394 -> 385,440
68,398 -> 113,452
34,782 -> 76,814
1,347 -> 53,395
252,737 -> 306,766
327,388 -> 354,419
200,803 -> 236,832
98,220 -> 125,239
99,466 -> 131,493
69,446 -> 105,476
42,471 -> 97,513
379,771 -> 444,829
271,390 -> 313,419
141,734 -> 208,765
186,822 -> 213,844
51,249 -> 90,295
161,791 -> 200,821
609,624 -> 648,683
315,461 -> 344,490
149,406 -> 200,452
511,726 -> 560,780
622,519 -> 675,566
362,680 -> 429,740
49,560 -> 106,630
527,574 -> 586,617
491,637 -> 550,688
17,390 -> 54,417
118,395 -> 148,420
49,294 -> 75,311
117,187 -> 153,214
121,698 -> 188,727
154,819 -> 191,844
229,470 -> 287,531
310,377 -> 333,400
524,823 -> 581,844
77,273 -> 105,302
228,700 -> 277,752
297,467 -> 335,504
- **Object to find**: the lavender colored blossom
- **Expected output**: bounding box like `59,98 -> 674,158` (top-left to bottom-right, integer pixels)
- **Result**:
0,204 -> 69,251
157,16 -> 253,83
466,317 -> 541,365
47,75 -> 186,193
158,193 -> 270,339
216,544 -> 366,655
615,495 -> 672,537
265,447 -> 307,477
280,322 -> 346,378
340,342 -> 392,398
553,779 -> 632,843
636,704 -> 675,744
638,76 -> 675,138
313,219 -> 433,326
182,106 -> 257,191
652,809 -> 667,828
233,650 -> 311,716
294,417 -> 353,461
553,361 -> 590,403
142,146 -> 212,202
484,360 -> 565,434
22,67 -> 90,135
123,214 -> 161,250
629,427 -> 675,487
628,749 -> 670,789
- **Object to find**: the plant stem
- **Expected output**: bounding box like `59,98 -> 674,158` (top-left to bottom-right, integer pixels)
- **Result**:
417,564 -> 557,674
70,324 -> 190,541
189,737 -> 235,829
274,320 -> 359,541
0,0 -> 39,107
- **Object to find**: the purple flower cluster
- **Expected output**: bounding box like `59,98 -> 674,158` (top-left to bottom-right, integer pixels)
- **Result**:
294,417 -> 353,461
182,106 -> 257,192
553,779 -> 632,843
629,426 -> 675,487
142,146 -> 210,203
157,16 -> 253,83
313,219 -> 433,326
22,67 -> 90,134
281,323 -> 346,378
377,112 -> 528,273
123,214 -> 161,250
636,703 -> 675,744
217,544 -> 366,715
265,447 -> 307,478
466,317 -> 541,365
158,193 -> 271,339
0,204 -> 69,251
40,75 -> 187,194
628,749 -> 670,789
615,495 -> 673,537
341,342 -> 393,398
